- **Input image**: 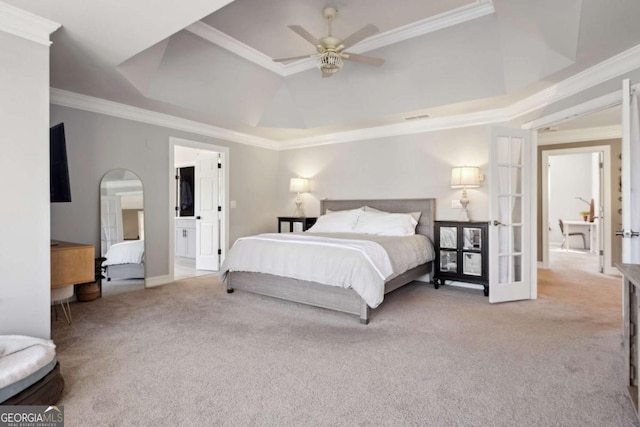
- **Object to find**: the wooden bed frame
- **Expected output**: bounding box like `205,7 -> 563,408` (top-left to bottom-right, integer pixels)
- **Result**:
227,198 -> 435,324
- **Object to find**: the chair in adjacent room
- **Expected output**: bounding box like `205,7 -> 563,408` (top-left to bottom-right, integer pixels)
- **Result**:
558,219 -> 587,250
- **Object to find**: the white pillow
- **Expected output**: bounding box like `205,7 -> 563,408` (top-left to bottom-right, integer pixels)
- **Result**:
353,210 -> 418,236
362,206 -> 422,223
307,209 -> 361,233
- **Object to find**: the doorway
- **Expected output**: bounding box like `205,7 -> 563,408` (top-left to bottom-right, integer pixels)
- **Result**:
168,137 -> 229,282
542,146 -> 609,274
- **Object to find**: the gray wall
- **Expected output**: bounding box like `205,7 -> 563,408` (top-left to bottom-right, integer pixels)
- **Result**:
277,126 -> 491,222
0,32 -> 52,338
50,105 -> 279,280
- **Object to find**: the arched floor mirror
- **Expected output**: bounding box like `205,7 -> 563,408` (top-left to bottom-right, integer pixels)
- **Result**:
100,169 -> 145,296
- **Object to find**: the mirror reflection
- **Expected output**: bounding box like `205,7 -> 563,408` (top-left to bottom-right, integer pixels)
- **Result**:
440,226 -> 457,249
463,227 -> 482,250
100,169 -> 145,290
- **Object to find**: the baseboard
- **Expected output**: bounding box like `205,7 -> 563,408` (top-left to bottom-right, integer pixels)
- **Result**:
145,275 -> 173,288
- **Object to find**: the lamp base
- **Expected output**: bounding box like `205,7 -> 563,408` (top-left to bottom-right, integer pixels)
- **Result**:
294,194 -> 304,217
459,196 -> 470,222
458,208 -> 470,222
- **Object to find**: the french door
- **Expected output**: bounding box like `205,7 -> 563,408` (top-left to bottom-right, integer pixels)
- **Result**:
621,79 -> 640,263
489,127 -> 533,303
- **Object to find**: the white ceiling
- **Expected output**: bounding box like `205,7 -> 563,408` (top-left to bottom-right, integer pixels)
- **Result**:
7,0 -> 640,141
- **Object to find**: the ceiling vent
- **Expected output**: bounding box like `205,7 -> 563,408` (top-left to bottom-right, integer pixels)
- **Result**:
404,114 -> 431,121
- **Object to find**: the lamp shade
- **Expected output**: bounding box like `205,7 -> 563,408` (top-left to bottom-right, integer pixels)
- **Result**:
289,177 -> 310,193
450,166 -> 481,188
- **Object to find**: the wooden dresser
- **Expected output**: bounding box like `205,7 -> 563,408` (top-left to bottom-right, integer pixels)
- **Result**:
50,241 -> 95,288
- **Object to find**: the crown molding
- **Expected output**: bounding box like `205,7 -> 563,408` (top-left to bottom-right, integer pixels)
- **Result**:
278,107 -> 508,150
49,41 -> 640,152
50,88 -> 279,150
0,2 -> 60,46
351,1 -> 495,55
537,125 -> 622,145
187,1 -> 495,77
506,44 -> 640,121
185,21 -> 287,75
521,90 -> 623,130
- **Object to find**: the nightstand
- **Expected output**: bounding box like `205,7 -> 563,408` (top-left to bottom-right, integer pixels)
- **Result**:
277,217 -> 317,232
434,221 -> 489,296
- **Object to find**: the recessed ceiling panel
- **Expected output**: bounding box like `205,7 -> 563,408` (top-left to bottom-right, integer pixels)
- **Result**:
201,0 -> 477,59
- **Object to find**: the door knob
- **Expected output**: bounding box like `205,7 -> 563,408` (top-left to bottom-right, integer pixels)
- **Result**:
616,230 -> 640,238
492,220 -> 502,226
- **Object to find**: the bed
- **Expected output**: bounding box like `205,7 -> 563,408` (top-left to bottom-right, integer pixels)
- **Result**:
223,198 -> 435,324
102,239 -> 145,281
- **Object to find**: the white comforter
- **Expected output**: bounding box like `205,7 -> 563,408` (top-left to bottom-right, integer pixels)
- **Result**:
103,240 -> 144,266
221,233 -> 434,308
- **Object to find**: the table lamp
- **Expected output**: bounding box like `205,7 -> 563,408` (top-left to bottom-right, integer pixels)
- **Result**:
451,166 -> 481,222
289,177 -> 310,217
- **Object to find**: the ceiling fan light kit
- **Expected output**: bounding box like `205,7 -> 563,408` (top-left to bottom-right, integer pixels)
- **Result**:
317,52 -> 343,74
274,7 -> 385,77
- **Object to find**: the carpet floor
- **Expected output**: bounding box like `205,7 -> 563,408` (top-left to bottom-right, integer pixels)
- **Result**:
52,271 -> 638,426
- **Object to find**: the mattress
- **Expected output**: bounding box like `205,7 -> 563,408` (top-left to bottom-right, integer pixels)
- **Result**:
222,232 -> 434,308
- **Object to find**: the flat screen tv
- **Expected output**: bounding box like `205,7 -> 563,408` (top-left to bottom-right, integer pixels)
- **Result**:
50,123 -> 72,203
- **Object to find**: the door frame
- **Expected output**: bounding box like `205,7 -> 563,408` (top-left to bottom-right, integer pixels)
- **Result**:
522,89 -> 624,296
168,137 -> 229,281
540,145 -> 613,273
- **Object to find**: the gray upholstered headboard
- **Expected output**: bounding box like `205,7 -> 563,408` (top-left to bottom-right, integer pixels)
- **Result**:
320,198 -> 436,242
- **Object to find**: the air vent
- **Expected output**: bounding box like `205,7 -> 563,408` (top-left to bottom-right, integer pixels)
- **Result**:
404,114 -> 431,121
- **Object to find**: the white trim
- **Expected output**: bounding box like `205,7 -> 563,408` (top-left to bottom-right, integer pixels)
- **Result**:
511,45 -> 640,120
538,125 -> 622,145
145,275 -> 173,287
50,88 -> 280,150
278,107 -> 508,149
168,137 -> 230,284
186,1 -> 495,77
185,21 -> 288,75
540,145 -> 612,274
352,1 -> 495,54
0,2 -> 60,46
522,91 -> 623,130
49,41 -> 640,151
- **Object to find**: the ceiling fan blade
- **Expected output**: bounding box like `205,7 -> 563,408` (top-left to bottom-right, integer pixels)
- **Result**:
340,24 -> 379,49
288,25 -> 321,47
273,54 -> 313,63
343,52 -> 385,66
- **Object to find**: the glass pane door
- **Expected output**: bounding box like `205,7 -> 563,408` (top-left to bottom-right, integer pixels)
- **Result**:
489,127 -> 531,302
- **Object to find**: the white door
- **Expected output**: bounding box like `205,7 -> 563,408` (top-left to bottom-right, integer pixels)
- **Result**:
489,127 -> 532,303
195,157 -> 220,270
597,151 -> 605,272
621,80 -> 640,262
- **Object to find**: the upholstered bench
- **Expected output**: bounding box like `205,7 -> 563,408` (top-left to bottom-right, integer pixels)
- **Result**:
0,336 -> 64,405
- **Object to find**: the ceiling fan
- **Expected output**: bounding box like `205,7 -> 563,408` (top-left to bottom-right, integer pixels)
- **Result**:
273,7 -> 385,77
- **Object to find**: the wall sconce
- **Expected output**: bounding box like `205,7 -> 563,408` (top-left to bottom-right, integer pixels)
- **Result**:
450,166 -> 481,222
289,177 -> 310,217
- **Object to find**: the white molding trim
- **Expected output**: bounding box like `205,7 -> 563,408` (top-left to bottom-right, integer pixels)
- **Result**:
278,107 -> 508,149
145,275 -> 173,287
510,44 -> 640,121
352,1 -> 495,54
538,125 -> 622,145
49,41 -> 640,151
0,2 -> 60,46
186,1 -> 494,77
185,21 -> 288,75
522,90 -> 623,130
50,88 -> 279,150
